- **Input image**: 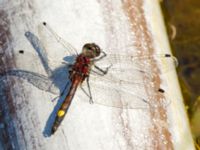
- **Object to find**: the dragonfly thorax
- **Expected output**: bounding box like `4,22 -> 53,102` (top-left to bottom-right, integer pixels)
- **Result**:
71,54 -> 91,78
82,43 -> 101,58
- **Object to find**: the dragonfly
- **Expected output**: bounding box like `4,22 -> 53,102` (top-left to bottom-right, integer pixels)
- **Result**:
0,22 -> 178,135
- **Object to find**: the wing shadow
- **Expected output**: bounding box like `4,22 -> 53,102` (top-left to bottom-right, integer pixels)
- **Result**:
0,31 -> 77,137
25,31 -> 77,137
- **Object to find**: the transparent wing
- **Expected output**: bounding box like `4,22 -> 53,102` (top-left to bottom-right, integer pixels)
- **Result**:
25,31 -> 77,66
95,53 -> 178,75
1,50 -> 71,95
79,75 -> 170,109
79,80 -> 149,109
79,53 -> 176,109
14,49 -> 74,71
15,50 -> 178,87
0,69 -> 60,94
41,22 -> 78,55
88,53 -> 178,88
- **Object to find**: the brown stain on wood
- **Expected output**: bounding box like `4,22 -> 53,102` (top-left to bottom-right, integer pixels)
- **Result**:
122,0 -> 173,149
0,10 -> 19,149
0,0 -> 40,149
98,1 -> 137,149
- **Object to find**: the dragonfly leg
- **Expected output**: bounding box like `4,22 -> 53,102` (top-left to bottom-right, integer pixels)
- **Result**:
92,64 -> 112,76
86,77 -> 93,104
94,51 -> 107,62
80,77 -> 93,104
93,51 -> 112,75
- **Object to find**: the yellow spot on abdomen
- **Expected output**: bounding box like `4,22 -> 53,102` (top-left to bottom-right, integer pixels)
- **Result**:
57,110 -> 65,117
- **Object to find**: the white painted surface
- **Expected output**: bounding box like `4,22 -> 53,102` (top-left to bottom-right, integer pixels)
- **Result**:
2,0 -> 194,149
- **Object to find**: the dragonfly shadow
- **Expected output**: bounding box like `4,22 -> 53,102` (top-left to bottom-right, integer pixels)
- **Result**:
0,31 -> 77,137
0,67 -> 71,137
24,31 -> 77,137
1,31 -> 74,95
63,55 -> 76,63
42,86 -> 70,137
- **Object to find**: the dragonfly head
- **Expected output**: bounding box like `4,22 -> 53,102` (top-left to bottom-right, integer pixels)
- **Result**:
82,43 -> 101,58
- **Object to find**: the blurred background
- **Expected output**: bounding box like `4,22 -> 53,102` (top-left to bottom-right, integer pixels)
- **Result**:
161,0 -> 200,148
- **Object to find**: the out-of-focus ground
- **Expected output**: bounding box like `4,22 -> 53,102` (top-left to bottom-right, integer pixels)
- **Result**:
161,0 -> 200,147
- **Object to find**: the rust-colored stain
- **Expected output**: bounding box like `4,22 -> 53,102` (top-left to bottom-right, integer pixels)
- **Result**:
123,0 -> 173,149
98,0 -> 173,149
98,1 -> 136,148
